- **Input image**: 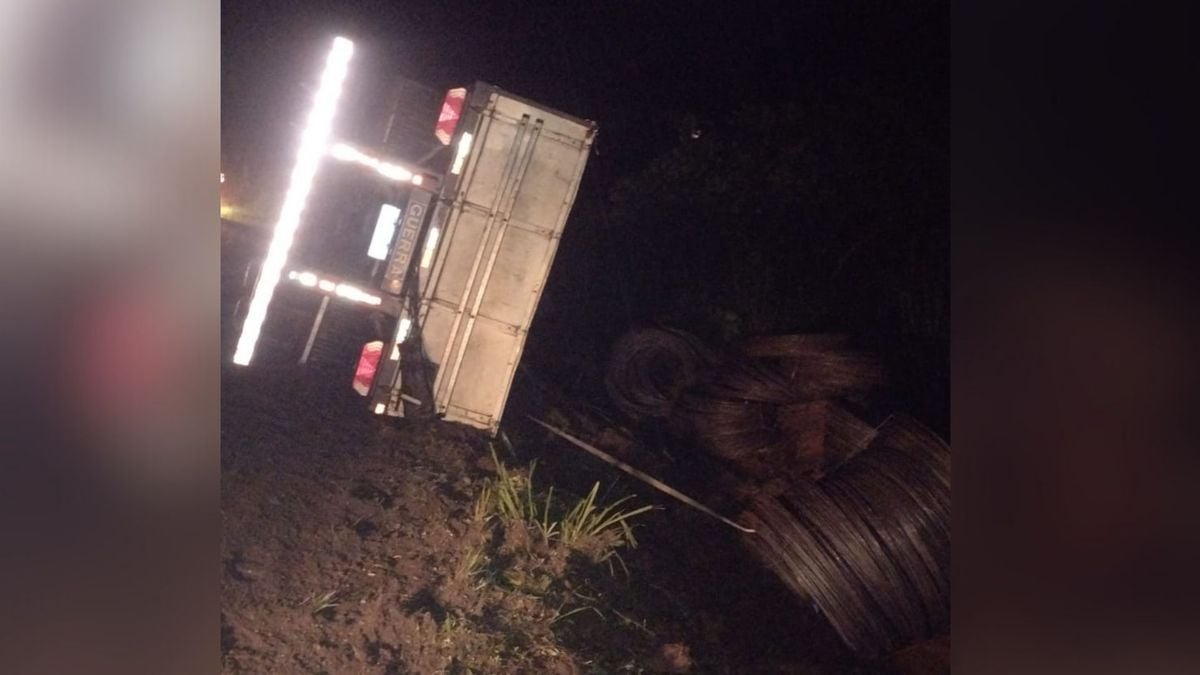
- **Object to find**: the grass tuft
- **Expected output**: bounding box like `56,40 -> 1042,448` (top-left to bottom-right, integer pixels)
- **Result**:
482,445 -> 654,563
304,589 -> 339,616
560,482 -> 655,552
488,445 -> 559,541
457,546 -> 489,584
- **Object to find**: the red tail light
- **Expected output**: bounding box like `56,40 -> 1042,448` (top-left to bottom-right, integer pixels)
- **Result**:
434,87 -> 467,145
353,341 -> 383,396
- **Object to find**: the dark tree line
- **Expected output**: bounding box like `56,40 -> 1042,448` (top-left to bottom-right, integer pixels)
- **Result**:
527,93 -> 947,430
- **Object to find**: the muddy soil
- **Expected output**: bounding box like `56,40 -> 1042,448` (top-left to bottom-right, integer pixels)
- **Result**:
221,364 -> 954,673
220,221 -> 946,673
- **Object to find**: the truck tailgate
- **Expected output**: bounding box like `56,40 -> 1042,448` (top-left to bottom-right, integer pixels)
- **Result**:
416,86 -> 596,433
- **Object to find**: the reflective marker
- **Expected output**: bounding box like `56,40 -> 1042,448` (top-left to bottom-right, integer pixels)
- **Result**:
450,132 -> 472,175
233,37 -> 353,366
420,227 -> 439,268
368,204 -> 400,260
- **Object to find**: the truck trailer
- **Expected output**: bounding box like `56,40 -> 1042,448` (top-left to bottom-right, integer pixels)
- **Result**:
370,84 -> 596,433
231,37 -> 596,436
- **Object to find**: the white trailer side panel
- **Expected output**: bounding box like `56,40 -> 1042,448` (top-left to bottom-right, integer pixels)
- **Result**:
416,86 -> 595,433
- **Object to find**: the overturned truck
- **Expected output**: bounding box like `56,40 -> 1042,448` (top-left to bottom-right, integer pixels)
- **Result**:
369,84 -> 596,432
231,36 -> 948,662
231,36 -> 596,436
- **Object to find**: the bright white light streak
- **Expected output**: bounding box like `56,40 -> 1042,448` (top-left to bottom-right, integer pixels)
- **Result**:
329,143 -> 418,183
374,403 -> 386,414
233,37 -> 354,366
420,227 -> 440,268
450,132 -> 473,175
285,270 -> 382,306
377,164 -> 413,181
329,142 -> 358,161
368,204 -> 401,260
396,317 -> 412,343
335,283 -> 383,306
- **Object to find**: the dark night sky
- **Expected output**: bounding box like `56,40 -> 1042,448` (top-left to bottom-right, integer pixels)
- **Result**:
221,1 -> 947,181
222,0 -> 949,425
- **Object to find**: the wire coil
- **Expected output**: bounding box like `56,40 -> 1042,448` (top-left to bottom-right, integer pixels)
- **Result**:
604,327 -> 717,419
740,416 -> 950,656
605,328 -> 949,656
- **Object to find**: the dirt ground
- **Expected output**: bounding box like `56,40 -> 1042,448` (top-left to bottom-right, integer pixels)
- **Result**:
221,363 -> 956,673
220,222 -> 947,673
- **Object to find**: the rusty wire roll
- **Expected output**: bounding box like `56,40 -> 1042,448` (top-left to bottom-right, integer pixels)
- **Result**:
686,341 -> 882,405
739,334 -> 885,400
605,328 -> 717,419
740,415 -> 951,657
607,328 -> 885,478
605,328 -> 950,655
677,330 -> 883,478
606,329 -> 879,417
678,398 -> 869,483
676,381 -> 881,481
